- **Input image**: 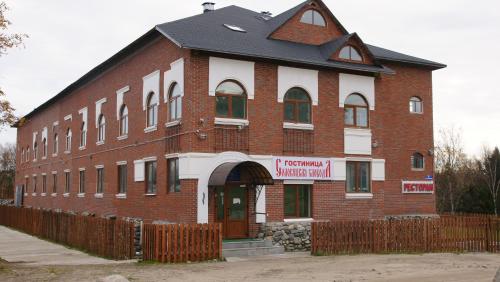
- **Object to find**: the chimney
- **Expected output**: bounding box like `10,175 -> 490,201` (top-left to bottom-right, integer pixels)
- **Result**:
260,11 -> 272,20
202,2 -> 215,13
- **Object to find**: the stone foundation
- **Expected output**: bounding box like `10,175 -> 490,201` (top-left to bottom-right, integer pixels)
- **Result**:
258,221 -> 312,252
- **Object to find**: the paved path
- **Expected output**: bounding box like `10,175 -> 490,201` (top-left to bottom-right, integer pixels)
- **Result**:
0,226 -> 135,266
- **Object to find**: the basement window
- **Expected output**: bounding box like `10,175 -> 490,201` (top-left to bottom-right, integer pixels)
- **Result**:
223,24 -> 246,33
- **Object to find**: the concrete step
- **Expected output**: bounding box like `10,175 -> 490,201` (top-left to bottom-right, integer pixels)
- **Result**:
222,245 -> 285,258
222,240 -> 272,249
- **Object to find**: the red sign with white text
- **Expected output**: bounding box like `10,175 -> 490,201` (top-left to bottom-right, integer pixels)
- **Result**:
402,181 -> 434,194
272,157 -> 333,180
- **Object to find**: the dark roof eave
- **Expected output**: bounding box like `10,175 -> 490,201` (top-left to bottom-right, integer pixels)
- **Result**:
185,45 -> 395,75
376,56 -> 447,70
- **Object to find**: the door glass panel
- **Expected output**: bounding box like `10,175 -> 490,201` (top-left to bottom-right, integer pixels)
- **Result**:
284,186 -> 297,217
298,185 -> 311,218
228,186 -> 246,220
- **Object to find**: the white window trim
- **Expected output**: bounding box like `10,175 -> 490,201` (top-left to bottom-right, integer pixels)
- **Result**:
52,171 -> 57,175
94,193 -> 104,199
64,114 -> 72,121
283,180 -> 314,185
41,193 -> 47,197
165,153 -> 180,160
283,122 -> 314,131
51,193 -> 57,197
96,140 -> 105,146
32,193 -> 37,196
116,193 -> 127,199
52,153 -> 58,157
95,165 -> 104,169
284,218 -> 314,223
345,193 -> 374,200
117,135 -> 128,141
144,125 -> 158,133
143,156 -> 157,162
64,150 -> 71,155
116,161 -> 128,166
77,193 -> 85,198
214,118 -> 249,126
79,146 -> 86,151
165,120 -> 181,128
63,193 -> 70,198
79,168 -> 86,172
145,193 -> 157,197
64,169 -> 71,173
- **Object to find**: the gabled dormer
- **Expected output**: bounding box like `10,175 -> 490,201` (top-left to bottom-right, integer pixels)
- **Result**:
319,33 -> 377,66
267,0 -> 349,45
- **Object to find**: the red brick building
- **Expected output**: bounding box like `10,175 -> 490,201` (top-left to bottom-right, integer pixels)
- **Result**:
14,1 -> 445,239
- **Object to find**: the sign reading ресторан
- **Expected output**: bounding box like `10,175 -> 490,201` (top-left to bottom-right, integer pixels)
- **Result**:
402,181 -> 435,194
272,157 -> 333,180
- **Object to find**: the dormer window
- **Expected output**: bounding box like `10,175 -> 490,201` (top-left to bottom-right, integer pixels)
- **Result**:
339,46 -> 363,62
300,9 -> 326,27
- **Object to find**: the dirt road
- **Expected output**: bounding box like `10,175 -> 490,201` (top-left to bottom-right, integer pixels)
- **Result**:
1,252 -> 499,282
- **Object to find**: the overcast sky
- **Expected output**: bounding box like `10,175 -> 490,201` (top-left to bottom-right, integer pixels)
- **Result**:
0,0 -> 499,156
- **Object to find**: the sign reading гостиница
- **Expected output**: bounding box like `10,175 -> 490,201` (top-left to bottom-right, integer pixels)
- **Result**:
272,157 -> 333,180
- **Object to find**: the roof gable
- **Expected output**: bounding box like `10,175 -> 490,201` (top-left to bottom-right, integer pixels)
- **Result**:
320,33 -> 378,66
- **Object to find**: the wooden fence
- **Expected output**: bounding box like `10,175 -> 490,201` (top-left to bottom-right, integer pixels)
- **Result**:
312,215 -> 500,255
142,223 -> 223,263
0,206 -> 136,260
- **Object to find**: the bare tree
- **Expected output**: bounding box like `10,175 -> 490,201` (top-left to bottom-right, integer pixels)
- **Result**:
479,146 -> 500,215
0,143 -> 15,198
435,127 -> 468,213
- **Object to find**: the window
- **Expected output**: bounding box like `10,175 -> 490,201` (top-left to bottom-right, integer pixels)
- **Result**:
346,162 -> 371,193
79,170 -> 85,194
168,158 -> 181,193
33,142 -> 38,160
300,9 -> 326,27
42,175 -> 47,193
33,176 -> 37,193
80,122 -> 86,148
344,94 -> 369,128
339,46 -> 363,62
26,147 -> 30,162
25,177 -> 29,193
411,153 -> 425,170
119,105 -> 128,136
284,184 -> 311,218
53,134 -> 58,155
52,174 -> 57,194
42,138 -> 47,158
64,172 -> 71,193
215,80 -> 247,119
66,128 -> 72,151
97,114 -> 106,142
409,97 -> 423,114
168,83 -> 182,121
145,161 -> 157,195
146,92 -> 158,128
21,149 -> 24,164
118,164 -> 127,194
96,168 -> 104,194
284,88 -> 312,124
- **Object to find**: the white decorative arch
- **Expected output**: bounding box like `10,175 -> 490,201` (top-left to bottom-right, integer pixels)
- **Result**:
142,70 -> 160,110
164,58 -> 184,102
278,66 -> 319,105
116,86 -> 130,120
339,73 -> 375,110
209,57 -> 255,99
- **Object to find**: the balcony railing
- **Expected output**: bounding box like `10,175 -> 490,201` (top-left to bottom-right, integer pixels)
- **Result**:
283,128 -> 314,155
214,125 -> 249,153
165,124 -> 181,154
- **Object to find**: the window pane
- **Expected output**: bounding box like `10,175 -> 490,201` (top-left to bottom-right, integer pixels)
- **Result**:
216,81 -> 244,95
176,98 -> 182,119
313,11 -> 326,26
215,96 -> 229,117
285,88 -> 309,101
350,47 -> 363,61
119,165 -> 127,194
359,163 -> 370,193
169,99 -> 176,120
339,47 -> 350,59
300,10 -> 313,24
216,186 -> 224,221
346,163 -> 356,193
298,185 -> 311,218
231,96 -> 246,119
284,186 -> 297,217
170,83 -> 182,98
284,102 -> 295,122
344,107 -> 354,125
416,101 -> 422,113
356,107 -> 368,127
345,94 -> 367,106
298,102 -> 311,123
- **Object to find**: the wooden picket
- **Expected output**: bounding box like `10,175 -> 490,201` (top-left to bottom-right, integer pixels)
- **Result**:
312,215 -> 500,256
142,222 -> 222,263
0,206 -> 136,260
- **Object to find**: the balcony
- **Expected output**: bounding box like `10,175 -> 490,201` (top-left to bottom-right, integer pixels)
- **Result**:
283,128 -> 314,155
165,123 -> 182,154
214,125 -> 249,153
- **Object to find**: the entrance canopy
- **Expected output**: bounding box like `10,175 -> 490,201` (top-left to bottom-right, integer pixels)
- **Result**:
208,161 -> 274,186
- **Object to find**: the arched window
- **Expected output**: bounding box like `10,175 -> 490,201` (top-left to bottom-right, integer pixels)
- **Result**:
168,83 -> 182,121
411,152 -> 424,170
33,141 -> 38,160
26,147 -> 30,162
344,94 -> 369,128
119,105 -> 128,136
21,149 -> 25,164
53,134 -> 58,155
66,128 -> 72,152
80,122 -> 86,148
215,80 -> 247,119
284,88 -> 312,124
97,114 -> 106,142
300,9 -> 326,27
42,138 -> 47,158
146,92 -> 158,127
409,97 -> 423,114
339,46 -> 363,62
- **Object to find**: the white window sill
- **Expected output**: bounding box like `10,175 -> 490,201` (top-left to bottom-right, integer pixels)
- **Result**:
79,146 -> 86,151
42,157 -> 47,160
33,159 -> 37,162
214,118 -> 249,126
116,193 -> 127,199
64,151 -> 71,154
283,122 -> 314,131
63,193 -> 70,198
77,193 -> 85,198
24,193 -> 28,196
284,218 -> 314,223
144,126 -> 158,133
346,193 -> 373,200
145,194 -> 157,197
165,120 -> 181,128
52,154 -> 58,157
96,141 -> 105,146
32,193 -> 37,196
41,193 -> 47,197
94,193 -> 104,199
411,168 -> 425,172
51,193 -> 57,197
117,135 -> 128,141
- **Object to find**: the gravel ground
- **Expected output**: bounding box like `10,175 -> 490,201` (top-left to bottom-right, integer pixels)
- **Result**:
1,252 -> 500,282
